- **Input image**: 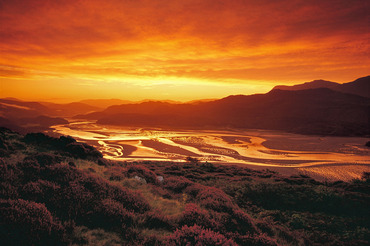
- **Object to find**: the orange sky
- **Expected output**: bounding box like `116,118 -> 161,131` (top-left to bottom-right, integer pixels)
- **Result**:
0,0 -> 369,102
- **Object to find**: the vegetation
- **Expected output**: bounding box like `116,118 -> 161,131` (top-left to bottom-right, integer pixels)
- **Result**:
0,127 -> 369,245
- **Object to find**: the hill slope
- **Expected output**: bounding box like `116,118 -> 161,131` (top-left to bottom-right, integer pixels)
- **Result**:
77,88 -> 370,136
272,75 -> 370,98
1,128 -> 369,245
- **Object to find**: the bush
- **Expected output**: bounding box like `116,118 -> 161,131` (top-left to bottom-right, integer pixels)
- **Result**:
164,176 -> 194,193
0,182 -> 18,199
0,199 -> 66,245
23,153 -> 61,168
229,209 -> 258,234
197,187 -> 235,212
127,165 -> 158,184
179,203 -> 216,229
0,159 -> 22,184
165,225 -> 237,246
231,233 -> 279,246
184,183 -> 205,199
64,142 -> 102,159
89,198 -> 134,231
140,209 -> 173,230
25,179 -> 60,202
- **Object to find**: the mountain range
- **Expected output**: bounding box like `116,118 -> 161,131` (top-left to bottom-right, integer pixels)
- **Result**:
1,75 -> 369,136
272,76 -> 369,98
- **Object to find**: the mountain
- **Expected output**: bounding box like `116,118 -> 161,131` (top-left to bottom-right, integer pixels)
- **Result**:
273,80 -> 339,91
0,98 -> 69,133
78,99 -> 134,108
76,87 -> 370,136
336,76 -> 370,98
79,99 -> 182,108
40,102 -> 101,117
272,75 -> 370,98
2,76 -> 369,136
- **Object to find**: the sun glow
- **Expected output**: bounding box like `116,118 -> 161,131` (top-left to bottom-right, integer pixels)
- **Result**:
0,0 -> 369,102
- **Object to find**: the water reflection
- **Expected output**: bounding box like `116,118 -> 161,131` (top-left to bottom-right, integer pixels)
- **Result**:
52,121 -> 370,181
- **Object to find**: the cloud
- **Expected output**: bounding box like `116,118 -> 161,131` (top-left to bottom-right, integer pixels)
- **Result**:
0,0 -> 369,100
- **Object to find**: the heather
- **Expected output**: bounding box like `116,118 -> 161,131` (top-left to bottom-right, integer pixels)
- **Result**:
0,128 -> 369,245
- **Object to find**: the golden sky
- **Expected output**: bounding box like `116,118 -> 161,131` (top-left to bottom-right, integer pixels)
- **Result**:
0,0 -> 369,102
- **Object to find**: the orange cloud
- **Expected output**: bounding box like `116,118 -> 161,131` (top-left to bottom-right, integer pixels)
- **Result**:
0,0 -> 369,101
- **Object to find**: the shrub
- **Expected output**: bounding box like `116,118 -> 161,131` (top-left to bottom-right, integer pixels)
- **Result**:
141,234 -> 163,246
231,233 -> 279,246
149,184 -> 173,199
106,166 -> 126,181
23,132 -> 54,145
89,198 -> 134,231
127,165 -> 158,184
0,182 -> 18,199
58,135 -> 76,146
184,183 -> 205,199
228,209 -> 258,234
164,176 -> 194,193
40,163 -> 83,186
0,199 -> 66,245
165,225 -> 237,246
140,209 -> 173,230
0,159 -> 22,184
105,183 -> 151,213
64,142 -> 102,159
197,187 -> 235,212
56,181 -> 94,221
23,153 -> 61,168
179,203 -> 216,229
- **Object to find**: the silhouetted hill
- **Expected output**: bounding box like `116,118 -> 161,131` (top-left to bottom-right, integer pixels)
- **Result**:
273,80 -> 339,91
336,76 -> 370,98
0,99 -> 70,133
0,98 -> 101,118
40,102 -> 101,117
79,99 -> 181,108
77,88 -> 369,136
79,99 -> 133,108
272,75 -> 370,98
0,98 -> 53,118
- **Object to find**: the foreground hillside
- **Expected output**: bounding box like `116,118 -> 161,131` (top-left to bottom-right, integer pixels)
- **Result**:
1,128 -> 369,245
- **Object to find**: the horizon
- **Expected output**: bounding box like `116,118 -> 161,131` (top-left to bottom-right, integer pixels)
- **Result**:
1,75 -> 367,104
1,0 -> 369,103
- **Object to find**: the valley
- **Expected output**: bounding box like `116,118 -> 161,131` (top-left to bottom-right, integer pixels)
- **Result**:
51,120 -> 370,181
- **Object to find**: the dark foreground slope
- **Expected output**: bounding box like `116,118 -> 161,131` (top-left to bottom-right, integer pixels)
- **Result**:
1,128 -> 369,245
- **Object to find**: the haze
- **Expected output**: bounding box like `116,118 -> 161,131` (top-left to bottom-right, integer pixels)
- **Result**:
1,0 -> 369,102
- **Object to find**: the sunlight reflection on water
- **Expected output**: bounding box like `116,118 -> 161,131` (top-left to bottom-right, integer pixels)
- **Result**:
52,121 -> 370,181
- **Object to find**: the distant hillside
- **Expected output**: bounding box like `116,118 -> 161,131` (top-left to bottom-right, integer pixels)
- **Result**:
77,88 -> 370,136
0,99 -> 69,133
336,76 -> 370,98
0,98 -> 100,118
79,99 -> 134,108
79,99 -> 182,108
40,102 -> 101,117
273,80 -> 339,91
272,75 -> 370,98
2,75 -> 369,136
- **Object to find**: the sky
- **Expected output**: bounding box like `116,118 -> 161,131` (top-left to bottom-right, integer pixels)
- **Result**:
0,0 -> 369,102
